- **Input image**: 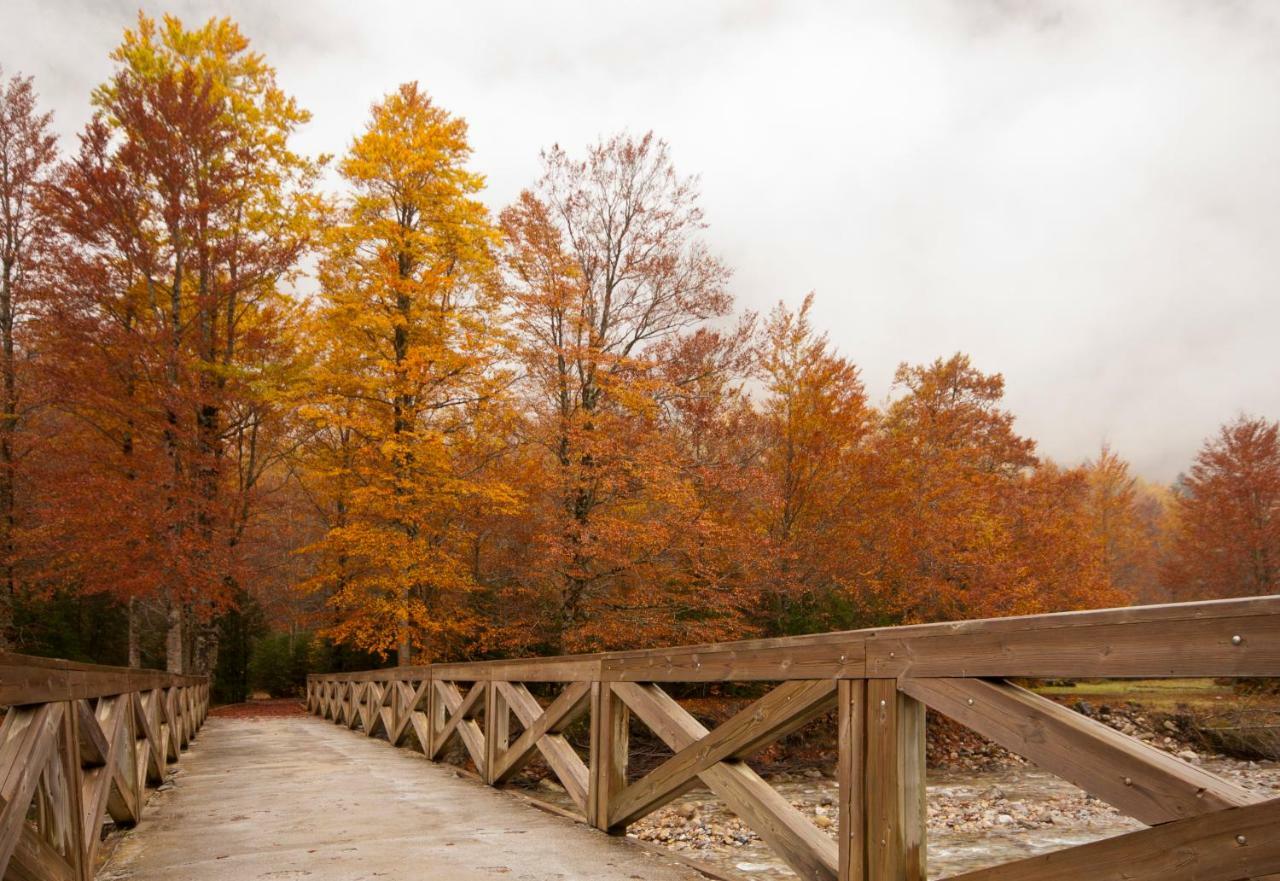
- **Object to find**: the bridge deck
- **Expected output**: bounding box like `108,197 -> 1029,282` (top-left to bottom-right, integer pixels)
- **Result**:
98,713 -> 706,881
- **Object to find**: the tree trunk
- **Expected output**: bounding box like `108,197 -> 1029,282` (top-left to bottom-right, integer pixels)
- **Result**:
127,597 -> 141,668
0,257 -> 16,650
397,614 -> 411,666
165,601 -> 185,674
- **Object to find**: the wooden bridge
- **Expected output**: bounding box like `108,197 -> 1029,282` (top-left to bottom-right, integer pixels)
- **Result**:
3,595 -> 1280,881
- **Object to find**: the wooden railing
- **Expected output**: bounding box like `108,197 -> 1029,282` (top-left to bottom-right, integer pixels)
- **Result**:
0,653 -> 208,881
309,595 -> 1280,881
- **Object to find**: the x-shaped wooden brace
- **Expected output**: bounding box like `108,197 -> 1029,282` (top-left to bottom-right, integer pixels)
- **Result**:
76,695 -> 140,866
133,690 -> 167,785
902,678 -> 1280,881
429,681 -> 488,777
610,680 -> 840,881
490,681 -> 592,812
0,702 -> 82,881
357,682 -> 389,738
388,681 -> 431,751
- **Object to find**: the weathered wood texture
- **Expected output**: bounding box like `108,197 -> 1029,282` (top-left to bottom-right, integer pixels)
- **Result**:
0,654 -> 208,881
309,593 -> 1280,881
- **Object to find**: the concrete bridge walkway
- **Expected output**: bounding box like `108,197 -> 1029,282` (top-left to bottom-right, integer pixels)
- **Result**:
98,713 -> 707,881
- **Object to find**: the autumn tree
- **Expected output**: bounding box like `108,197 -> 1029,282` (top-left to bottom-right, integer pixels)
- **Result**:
1084,444 -> 1169,603
853,354 -> 1120,622
302,83 -> 513,665
39,13 -> 318,671
1168,416 -> 1280,599
498,132 -> 741,652
750,294 -> 873,635
0,69 -> 56,648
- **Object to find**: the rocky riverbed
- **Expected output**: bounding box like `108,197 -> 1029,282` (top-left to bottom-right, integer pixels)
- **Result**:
621,756 -> 1280,878
509,698 -> 1280,878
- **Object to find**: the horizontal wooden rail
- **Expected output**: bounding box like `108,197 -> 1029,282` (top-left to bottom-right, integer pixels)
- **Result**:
0,654 -> 209,881
308,593 -> 1280,881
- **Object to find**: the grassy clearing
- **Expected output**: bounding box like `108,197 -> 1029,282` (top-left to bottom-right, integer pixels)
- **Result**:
1031,678 -> 1238,712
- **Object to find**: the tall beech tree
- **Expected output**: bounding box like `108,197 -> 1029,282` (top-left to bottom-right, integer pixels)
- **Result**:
0,70 -> 56,648
1169,416 -> 1280,599
39,14 -> 318,672
303,83 -> 513,665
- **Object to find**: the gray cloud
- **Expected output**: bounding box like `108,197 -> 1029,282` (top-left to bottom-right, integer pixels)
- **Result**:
3,0 -> 1277,480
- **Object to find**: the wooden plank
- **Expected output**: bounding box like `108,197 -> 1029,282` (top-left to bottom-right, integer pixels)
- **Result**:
610,679 -> 836,828
942,796 -> 1280,881
7,823 -> 75,881
590,680 -> 629,834
838,680 -> 867,881
900,678 -> 1260,825
868,613 -> 1280,680
587,683 -> 603,828
0,653 -> 204,706
491,681 -> 591,808
431,681 -> 488,776
73,701 -> 109,768
98,695 -> 138,827
866,680 -> 925,881
612,682 -> 838,881
78,698 -> 123,861
0,704 -> 63,877
390,681 -> 429,747
57,697 -> 89,881
485,681 -> 509,785
302,596 -> 1280,685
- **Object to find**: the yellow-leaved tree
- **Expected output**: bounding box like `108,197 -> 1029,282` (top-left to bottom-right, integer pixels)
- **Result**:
301,83 -> 514,664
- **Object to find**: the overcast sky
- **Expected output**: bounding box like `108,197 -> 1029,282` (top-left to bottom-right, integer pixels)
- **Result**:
3,0 -> 1278,481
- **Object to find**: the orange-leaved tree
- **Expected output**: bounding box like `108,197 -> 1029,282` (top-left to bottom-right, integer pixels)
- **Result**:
750,293 -> 875,635
37,13 -> 318,671
0,68 -> 57,648
497,132 -> 741,652
1167,416 -> 1280,599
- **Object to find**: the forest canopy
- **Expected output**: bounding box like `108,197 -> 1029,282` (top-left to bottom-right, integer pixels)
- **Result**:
1,14 -> 1277,698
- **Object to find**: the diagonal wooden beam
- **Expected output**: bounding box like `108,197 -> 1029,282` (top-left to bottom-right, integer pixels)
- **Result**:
943,796 -> 1280,881
8,819 -> 75,881
901,677 -> 1261,826
74,701 -> 109,768
100,695 -> 139,827
133,691 -> 165,785
79,697 -> 125,861
610,679 -> 837,829
492,681 -> 591,808
612,682 -> 838,881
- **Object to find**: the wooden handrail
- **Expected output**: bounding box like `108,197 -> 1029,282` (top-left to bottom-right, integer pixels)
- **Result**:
308,594 -> 1280,881
0,654 -> 209,880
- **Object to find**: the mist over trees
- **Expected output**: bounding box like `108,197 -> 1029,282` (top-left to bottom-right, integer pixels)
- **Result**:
1,15 -> 1276,692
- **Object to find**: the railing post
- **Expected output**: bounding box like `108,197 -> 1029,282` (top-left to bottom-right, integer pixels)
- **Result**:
588,676 -> 628,834
838,679 -> 867,881
61,699 -> 91,881
428,671 -> 441,759
485,680 -> 508,785
863,679 -> 926,881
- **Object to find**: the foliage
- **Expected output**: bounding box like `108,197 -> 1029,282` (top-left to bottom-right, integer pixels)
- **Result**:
0,13 -> 1275,680
299,83 -> 514,664
1168,416 -> 1280,599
